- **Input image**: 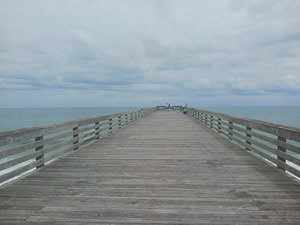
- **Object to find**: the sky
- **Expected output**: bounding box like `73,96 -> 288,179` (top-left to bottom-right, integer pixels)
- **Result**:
0,0 -> 300,107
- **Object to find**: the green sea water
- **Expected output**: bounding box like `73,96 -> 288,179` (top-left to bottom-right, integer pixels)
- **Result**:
199,106 -> 300,128
0,107 -> 137,131
0,106 -> 299,132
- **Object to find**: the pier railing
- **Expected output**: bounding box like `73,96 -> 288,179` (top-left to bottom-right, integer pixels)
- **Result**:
0,108 -> 155,185
156,105 -> 183,111
187,107 -> 300,178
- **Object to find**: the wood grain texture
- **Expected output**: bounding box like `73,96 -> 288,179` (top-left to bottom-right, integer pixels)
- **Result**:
0,111 -> 299,225
188,107 -> 300,178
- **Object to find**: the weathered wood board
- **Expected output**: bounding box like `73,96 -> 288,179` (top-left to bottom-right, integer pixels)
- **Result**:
0,111 -> 299,224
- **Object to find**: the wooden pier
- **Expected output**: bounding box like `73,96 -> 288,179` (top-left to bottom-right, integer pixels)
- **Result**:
0,110 -> 300,224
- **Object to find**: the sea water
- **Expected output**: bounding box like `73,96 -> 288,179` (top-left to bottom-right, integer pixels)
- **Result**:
199,106 -> 300,128
0,106 -> 299,132
0,107 -> 137,131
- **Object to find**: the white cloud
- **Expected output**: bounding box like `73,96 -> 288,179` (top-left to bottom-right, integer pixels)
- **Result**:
0,0 -> 300,106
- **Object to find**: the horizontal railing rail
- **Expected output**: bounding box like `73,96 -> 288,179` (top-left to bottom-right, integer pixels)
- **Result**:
186,107 -> 300,179
0,107 -> 155,185
156,105 -> 183,111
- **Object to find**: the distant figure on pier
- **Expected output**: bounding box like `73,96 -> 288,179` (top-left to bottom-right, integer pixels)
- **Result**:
165,103 -> 171,111
184,103 -> 187,114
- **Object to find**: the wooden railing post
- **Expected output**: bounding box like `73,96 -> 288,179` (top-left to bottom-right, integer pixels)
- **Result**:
218,118 -> 221,133
125,114 -> 128,125
118,115 -> 122,129
73,126 -> 79,151
35,135 -> 44,169
109,118 -> 113,134
229,121 -> 233,140
205,113 -> 208,126
95,121 -> 100,140
0,108 -> 157,185
141,109 -> 144,118
277,136 -> 286,171
210,115 -> 213,128
130,112 -> 133,122
246,127 -> 252,151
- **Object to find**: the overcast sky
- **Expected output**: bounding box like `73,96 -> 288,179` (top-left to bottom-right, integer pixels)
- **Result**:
0,0 -> 300,107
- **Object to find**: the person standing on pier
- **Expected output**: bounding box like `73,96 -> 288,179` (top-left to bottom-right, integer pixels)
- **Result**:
184,103 -> 187,114
165,103 -> 171,111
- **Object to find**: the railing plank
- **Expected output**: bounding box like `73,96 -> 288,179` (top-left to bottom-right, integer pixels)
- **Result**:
0,138 -> 74,171
0,108 -> 154,185
0,161 -> 38,184
188,107 -> 300,178
44,145 -> 74,164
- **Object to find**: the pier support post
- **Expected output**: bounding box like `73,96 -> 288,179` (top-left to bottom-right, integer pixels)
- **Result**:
35,135 -> 44,169
109,118 -> 113,134
218,118 -> 221,133
229,121 -> 233,140
118,115 -> 122,129
246,127 -> 252,151
277,136 -> 286,171
138,110 -> 141,119
73,126 -> 79,151
95,121 -> 100,140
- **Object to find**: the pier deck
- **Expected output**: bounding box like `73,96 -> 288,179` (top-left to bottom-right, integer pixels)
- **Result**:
0,111 -> 299,224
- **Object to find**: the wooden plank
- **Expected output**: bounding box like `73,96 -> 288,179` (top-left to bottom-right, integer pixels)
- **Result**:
44,146 -> 74,164
0,138 -> 74,171
278,136 -> 287,171
0,131 -> 73,159
277,160 -> 300,178
0,139 -> 41,159
0,109 -> 145,147
277,151 -> 300,165
78,125 -> 97,133
192,108 -> 300,142
0,111 -> 299,225
191,108 -> 299,173
250,137 -> 277,155
0,161 -> 38,184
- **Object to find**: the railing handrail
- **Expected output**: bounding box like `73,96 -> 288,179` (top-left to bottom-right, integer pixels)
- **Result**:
187,107 -> 300,141
0,108 -> 155,145
0,108 -> 142,137
186,107 -> 300,179
156,105 -> 183,111
0,107 -> 155,185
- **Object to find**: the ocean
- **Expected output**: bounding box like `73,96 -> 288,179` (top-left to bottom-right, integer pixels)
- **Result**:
199,106 -> 300,129
0,107 -> 137,131
0,106 -> 299,132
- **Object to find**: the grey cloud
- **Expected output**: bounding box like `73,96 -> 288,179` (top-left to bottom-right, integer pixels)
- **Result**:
0,0 -> 300,106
